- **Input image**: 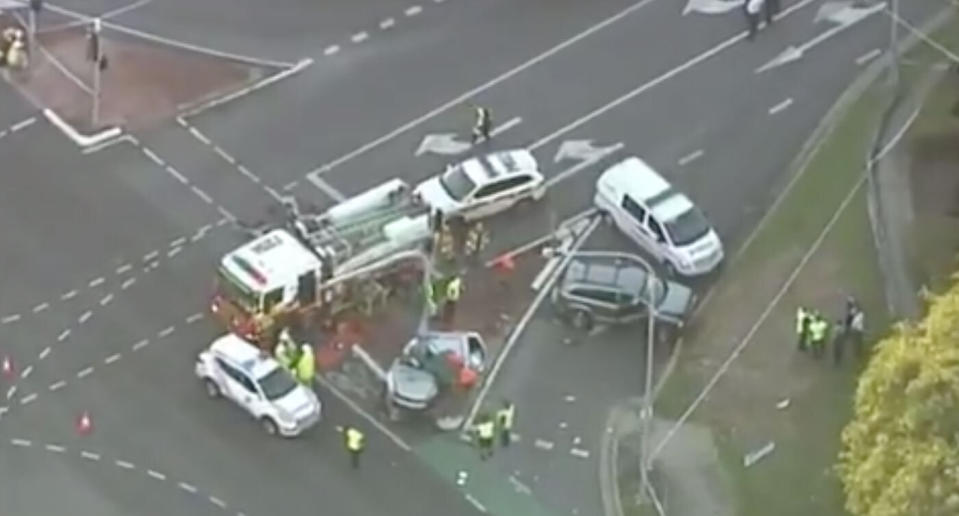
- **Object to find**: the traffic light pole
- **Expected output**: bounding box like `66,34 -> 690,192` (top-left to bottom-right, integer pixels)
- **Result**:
91,18 -> 101,127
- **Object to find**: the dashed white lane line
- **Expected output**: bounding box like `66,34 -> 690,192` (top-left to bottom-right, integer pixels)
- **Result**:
104,353 -> 122,365
167,246 -> 183,258
32,302 -> 49,313
132,339 -> 150,351
100,293 -> 114,306
58,329 -> 71,341
534,439 -> 555,450
306,173 -> 347,202
2,314 -> 21,324
186,312 -> 205,324
768,97 -> 793,116
76,366 -> 95,379
60,290 -> 78,301
143,250 -> 159,262
209,496 -> 227,508
677,149 -> 704,167
48,380 -> 67,391
570,447 -> 590,459
121,277 -> 137,290
115,459 -> 136,469
855,48 -> 882,66
11,438 -> 32,447
158,326 -> 175,338
147,469 -> 167,481
189,186 -> 214,204
45,444 -> 66,453
20,393 -> 38,405
78,310 -> 93,324
464,493 -> 488,514
88,277 -> 105,288
324,44 -> 340,56
380,17 -> 395,29
178,482 -> 198,494
20,365 -> 33,379
405,5 -> 423,16
38,347 -> 51,360
351,31 -> 369,43
6,386 -> 17,400
9,116 -> 37,133
116,263 -> 133,275
81,451 -> 101,461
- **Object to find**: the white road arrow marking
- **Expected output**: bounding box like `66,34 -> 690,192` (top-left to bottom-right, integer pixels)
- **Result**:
415,133 -> 472,156
683,0 -> 744,15
544,141 -> 624,190
553,139 -> 623,164
756,1 -> 886,73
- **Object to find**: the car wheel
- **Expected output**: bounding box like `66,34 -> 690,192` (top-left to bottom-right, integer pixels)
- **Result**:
261,417 -> 279,436
203,379 -> 220,398
569,309 -> 594,331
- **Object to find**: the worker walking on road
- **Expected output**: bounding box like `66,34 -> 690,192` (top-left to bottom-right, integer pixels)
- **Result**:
295,343 -> 315,385
474,413 -> 496,460
444,274 -> 463,324
274,338 -> 295,371
344,425 -> 365,469
497,399 -> 515,448
764,0 -> 780,24
848,303 -> 865,358
743,0 -> 765,40
832,318 -> 847,366
463,221 -> 490,261
809,313 -> 829,360
795,306 -> 811,352
470,104 -> 492,144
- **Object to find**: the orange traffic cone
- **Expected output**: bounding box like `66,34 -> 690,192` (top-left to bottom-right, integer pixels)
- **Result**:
75,411 -> 93,435
1,355 -> 13,379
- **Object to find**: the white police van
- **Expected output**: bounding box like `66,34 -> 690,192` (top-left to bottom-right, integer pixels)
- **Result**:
195,334 -> 321,437
594,156 -> 724,277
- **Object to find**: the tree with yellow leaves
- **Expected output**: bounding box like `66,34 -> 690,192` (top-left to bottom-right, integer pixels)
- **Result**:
838,280 -> 959,516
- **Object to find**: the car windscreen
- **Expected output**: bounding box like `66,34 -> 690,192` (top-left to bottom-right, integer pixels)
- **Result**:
439,165 -> 477,202
663,208 -> 711,247
258,367 -> 298,401
215,267 -> 259,313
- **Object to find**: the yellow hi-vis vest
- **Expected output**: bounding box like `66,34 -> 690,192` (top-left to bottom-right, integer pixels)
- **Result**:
346,428 -> 364,451
447,277 -> 463,301
497,405 -> 515,430
477,420 -> 495,439
810,318 -> 828,341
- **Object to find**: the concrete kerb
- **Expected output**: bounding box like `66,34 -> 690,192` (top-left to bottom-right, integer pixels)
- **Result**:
179,57 -> 314,119
43,109 -> 122,148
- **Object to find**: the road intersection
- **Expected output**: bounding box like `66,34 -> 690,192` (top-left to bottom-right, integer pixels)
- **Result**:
0,0 -> 945,514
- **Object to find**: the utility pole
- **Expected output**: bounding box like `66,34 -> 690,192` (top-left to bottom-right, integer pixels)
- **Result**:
90,18 -> 101,127
638,285 -> 657,505
27,0 -> 42,54
888,0 -> 900,88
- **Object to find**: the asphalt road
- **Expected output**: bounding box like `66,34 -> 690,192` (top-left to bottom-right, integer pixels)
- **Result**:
0,0 -> 949,514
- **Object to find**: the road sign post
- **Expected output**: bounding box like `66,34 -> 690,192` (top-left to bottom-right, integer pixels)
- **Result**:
888,0 -> 899,88
90,18 -> 101,127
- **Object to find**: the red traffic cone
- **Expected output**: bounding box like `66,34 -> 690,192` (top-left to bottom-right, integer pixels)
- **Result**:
75,411 -> 93,435
1,355 -> 13,379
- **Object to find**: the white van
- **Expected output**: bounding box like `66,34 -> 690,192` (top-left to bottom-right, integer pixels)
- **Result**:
594,157 -> 723,276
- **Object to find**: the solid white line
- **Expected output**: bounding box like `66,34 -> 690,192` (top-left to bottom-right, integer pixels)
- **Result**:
324,45 -> 340,56
100,294 -> 114,306
20,393 -> 38,405
192,186 -> 215,204
768,98 -> 793,115
58,329 -> 72,341
189,126 -> 211,145
115,460 -> 136,469
168,247 -> 182,258
2,314 -> 21,324
534,439 -> 555,450
678,149 -> 704,166
49,380 -> 67,391
178,482 -> 198,494
77,367 -> 94,378
104,353 -> 122,365
89,277 -> 105,287
464,218 -> 600,428
855,48 -> 882,66
464,493 -> 488,513
209,496 -> 227,508
81,451 -> 101,460
351,32 -> 369,43
78,311 -> 93,324
39,347 -> 51,360
315,375 -> 412,451
147,469 -> 167,480
132,339 -> 149,351
20,365 -> 33,379
11,438 -> 32,447
527,0 -> 816,152
61,290 -> 78,300
10,116 -> 36,132
302,0 -> 664,182
380,18 -> 395,29
405,5 -> 423,16
81,134 -> 135,154
121,278 -> 136,290
45,444 -> 66,453
32,302 -> 49,313
116,263 -> 133,274
306,174 -> 347,202
158,326 -> 175,338
165,165 -> 189,185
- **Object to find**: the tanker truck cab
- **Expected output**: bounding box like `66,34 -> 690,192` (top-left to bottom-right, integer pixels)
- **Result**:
211,229 -> 324,336
594,157 -> 724,277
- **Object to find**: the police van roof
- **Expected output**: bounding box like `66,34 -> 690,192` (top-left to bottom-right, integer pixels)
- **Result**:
599,157 -> 695,222
221,229 -> 322,293
211,333 -> 279,378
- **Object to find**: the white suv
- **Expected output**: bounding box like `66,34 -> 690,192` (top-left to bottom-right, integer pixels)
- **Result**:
195,334 -> 321,437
